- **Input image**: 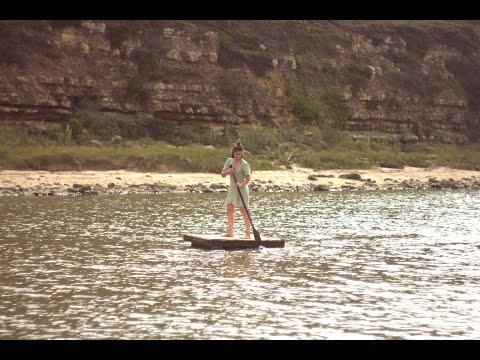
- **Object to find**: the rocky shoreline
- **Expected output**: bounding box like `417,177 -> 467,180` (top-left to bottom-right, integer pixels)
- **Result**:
1,169 -> 479,197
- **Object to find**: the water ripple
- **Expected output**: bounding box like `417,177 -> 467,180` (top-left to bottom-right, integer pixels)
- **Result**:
1,190 -> 479,339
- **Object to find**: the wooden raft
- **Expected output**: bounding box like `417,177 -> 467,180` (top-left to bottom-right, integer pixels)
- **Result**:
183,234 -> 285,250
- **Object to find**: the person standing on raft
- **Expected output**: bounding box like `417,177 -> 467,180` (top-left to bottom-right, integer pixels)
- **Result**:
220,140 -> 252,239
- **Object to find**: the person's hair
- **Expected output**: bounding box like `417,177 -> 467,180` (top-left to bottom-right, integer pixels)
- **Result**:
230,139 -> 244,158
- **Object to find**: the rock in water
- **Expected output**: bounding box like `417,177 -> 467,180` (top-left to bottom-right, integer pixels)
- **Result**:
313,184 -> 330,191
339,173 -> 362,180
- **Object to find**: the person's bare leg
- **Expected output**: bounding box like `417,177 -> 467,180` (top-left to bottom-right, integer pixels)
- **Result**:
239,207 -> 251,239
223,204 -> 234,237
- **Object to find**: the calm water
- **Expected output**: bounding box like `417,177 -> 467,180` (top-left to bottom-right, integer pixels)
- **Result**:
0,190 -> 479,339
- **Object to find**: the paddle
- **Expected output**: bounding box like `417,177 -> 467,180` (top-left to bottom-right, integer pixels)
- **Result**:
229,164 -> 262,245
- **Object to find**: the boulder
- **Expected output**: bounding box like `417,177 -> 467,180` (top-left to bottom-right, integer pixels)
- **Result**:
121,39 -> 141,57
209,183 -> 228,190
407,158 -> 428,168
81,21 -> 106,34
313,184 -> 330,191
207,52 -> 218,63
401,180 -> 415,189
378,161 -> 404,169
367,65 -> 376,79
184,50 -> 202,63
166,49 -> 182,61
163,28 -> 175,37
400,133 -> 419,143
283,55 -> 297,70
440,179 -> 462,189
79,42 -> 90,54
78,185 -> 91,194
339,173 -> 362,180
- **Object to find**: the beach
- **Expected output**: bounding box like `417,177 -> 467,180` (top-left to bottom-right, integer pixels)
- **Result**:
0,165 -> 479,196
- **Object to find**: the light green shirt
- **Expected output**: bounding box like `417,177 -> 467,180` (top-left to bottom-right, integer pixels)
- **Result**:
223,157 -> 251,208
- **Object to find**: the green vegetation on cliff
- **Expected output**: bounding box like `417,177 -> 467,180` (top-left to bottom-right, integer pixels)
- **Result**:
0,142 -> 278,172
1,138 -> 479,172
0,111 -> 479,172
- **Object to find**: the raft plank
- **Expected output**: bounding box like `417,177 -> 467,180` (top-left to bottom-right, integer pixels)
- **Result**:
183,234 -> 285,250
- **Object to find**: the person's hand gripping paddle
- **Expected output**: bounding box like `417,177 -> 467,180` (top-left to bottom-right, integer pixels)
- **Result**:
229,164 -> 261,245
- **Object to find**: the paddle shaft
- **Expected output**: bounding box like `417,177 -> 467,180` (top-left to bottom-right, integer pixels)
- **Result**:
229,164 -> 261,243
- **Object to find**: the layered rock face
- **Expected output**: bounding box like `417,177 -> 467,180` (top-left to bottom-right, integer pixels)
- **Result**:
336,34 -> 470,143
1,20 -> 479,143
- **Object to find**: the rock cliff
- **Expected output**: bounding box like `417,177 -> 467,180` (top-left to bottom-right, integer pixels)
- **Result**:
1,20 -> 479,143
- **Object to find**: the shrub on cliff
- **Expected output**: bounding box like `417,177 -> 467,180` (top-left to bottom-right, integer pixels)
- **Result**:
129,49 -> 201,83
217,72 -> 266,106
124,78 -> 150,105
0,46 -> 29,68
244,54 -> 273,77
145,118 -> 176,140
0,21 -> 58,68
68,112 -> 152,143
286,82 -> 350,144
67,112 -> 220,146
322,86 -> 350,131
338,59 -> 371,95
172,123 -> 219,146
105,21 -> 151,49
236,123 -> 278,153
218,33 -> 272,76
130,49 -> 158,76
288,87 -> 322,127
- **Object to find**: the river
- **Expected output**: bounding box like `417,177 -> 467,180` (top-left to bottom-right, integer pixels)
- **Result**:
0,190 -> 479,339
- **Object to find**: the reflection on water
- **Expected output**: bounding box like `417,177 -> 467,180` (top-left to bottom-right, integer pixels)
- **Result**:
0,190 -> 479,339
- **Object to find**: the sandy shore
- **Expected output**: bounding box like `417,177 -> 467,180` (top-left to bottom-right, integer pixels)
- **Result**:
0,165 -> 479,196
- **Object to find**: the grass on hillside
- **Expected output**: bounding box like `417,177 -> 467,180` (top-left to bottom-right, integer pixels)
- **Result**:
297,142 -> 480,170
0,139 -> 479,173
0,111 -> 479,172
0,142 -> 278,172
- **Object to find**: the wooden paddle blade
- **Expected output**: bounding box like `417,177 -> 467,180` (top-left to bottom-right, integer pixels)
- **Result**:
253,228 -> 261,243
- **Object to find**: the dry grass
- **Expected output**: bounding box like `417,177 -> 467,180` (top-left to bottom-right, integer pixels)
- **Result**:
297,142 -> 480,170
0,142 -> 278,172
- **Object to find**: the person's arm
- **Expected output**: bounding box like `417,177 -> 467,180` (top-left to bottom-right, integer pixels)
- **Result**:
236,175 -> 251,187
221,167 -> 233,177
221,158 -> 233,177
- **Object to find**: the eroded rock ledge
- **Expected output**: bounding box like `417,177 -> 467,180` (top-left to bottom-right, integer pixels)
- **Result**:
1,20 -> 477,144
